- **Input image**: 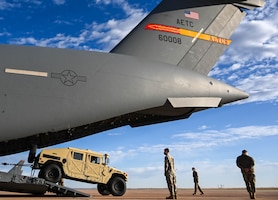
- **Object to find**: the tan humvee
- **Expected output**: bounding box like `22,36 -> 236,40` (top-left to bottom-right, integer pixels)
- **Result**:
32,147 -> 128,196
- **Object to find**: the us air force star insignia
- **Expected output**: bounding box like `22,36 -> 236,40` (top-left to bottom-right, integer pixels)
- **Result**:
51,70 -> 87,86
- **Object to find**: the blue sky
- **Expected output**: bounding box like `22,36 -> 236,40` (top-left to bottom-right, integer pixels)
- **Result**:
0,0 -> 277,189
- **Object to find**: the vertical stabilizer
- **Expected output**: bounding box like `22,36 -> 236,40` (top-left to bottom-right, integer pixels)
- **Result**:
7,160 -> 24,175
111,0 -> 265,75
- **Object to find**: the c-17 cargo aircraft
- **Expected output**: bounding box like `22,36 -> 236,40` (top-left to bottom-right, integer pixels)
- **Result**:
0,0 -> 265,156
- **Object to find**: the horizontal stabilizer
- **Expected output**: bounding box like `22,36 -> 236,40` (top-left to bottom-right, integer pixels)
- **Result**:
233,0 -> 265,10
168,97 -> 221,108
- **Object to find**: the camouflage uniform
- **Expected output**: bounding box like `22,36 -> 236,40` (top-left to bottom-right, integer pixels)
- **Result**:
236,150 -> 256,199
164,148 -> 177,199
192,167 -> 204,195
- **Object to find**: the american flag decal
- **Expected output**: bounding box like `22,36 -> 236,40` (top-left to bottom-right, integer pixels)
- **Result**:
184,10 -> 199,20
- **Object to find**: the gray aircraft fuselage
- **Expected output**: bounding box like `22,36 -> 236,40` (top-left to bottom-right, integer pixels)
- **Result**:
0,44 -> 247,155
0,0 -> 265,156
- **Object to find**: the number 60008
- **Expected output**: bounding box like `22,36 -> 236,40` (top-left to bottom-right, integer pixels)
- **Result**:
158,34 -> 182,44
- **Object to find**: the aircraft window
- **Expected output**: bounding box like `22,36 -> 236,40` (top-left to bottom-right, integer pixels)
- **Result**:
91,156 -> 100,164
73,152 -> 83,161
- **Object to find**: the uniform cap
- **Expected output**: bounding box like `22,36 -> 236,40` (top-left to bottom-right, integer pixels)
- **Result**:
242,149 -> 247,154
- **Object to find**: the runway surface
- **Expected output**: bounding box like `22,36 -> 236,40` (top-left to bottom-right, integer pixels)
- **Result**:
0,188 -> 276,199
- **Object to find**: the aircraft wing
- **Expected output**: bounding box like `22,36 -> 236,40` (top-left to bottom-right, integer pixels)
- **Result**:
111,0 -> 265,75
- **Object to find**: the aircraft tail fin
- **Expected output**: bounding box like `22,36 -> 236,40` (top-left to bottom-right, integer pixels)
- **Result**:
7,160 -> 24,175
111,0 -> 265,75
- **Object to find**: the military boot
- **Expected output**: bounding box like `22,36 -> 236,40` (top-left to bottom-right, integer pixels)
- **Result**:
249,192 -> 253,199
252,192 -> 256,199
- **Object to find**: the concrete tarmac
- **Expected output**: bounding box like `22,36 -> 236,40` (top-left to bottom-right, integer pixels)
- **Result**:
0,188 -> 277,199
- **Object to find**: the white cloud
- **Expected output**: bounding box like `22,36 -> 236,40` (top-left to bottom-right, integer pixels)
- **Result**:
237,71 -> 278,103
215,2 -> 278,66
104,125 -> 278,164
128,166 -> 162,174
211,0 -> 278,104
173,125 -> 278,143
95,0 -> 112,5
0,31 -> 10,37
85,1 -> 147,50
52,0 -> 65,5
226,20 -> 278,63
0,1 -> 19,10
198,125 -> 209,130
12,34 -> 87,49
0,0 -> 42,10
11,0 -> 147,51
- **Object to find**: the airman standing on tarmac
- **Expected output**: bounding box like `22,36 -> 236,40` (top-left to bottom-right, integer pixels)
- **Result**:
192,167 -> 204,195
164,148 -> 177,199
236,150 -> 256,199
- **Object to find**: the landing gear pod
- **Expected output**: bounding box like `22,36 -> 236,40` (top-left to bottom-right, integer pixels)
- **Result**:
28,144 -> 37,163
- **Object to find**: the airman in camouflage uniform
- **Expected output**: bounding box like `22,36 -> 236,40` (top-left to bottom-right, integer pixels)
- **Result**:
164,148 -> 177,199
236,150 -> 256,199
192,167 -> 204,195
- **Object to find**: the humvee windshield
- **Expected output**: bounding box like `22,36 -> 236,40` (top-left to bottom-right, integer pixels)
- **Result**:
103,154 -> 109,165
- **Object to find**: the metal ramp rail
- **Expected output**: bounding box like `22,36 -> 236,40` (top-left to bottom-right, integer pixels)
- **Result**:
45,181 -> 90,197
0,160 -> 90,197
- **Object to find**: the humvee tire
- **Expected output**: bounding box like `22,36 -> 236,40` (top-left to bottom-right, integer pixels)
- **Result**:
97,183 -> 110,195
109,176 -> 126,196
39,163 -> 62,183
